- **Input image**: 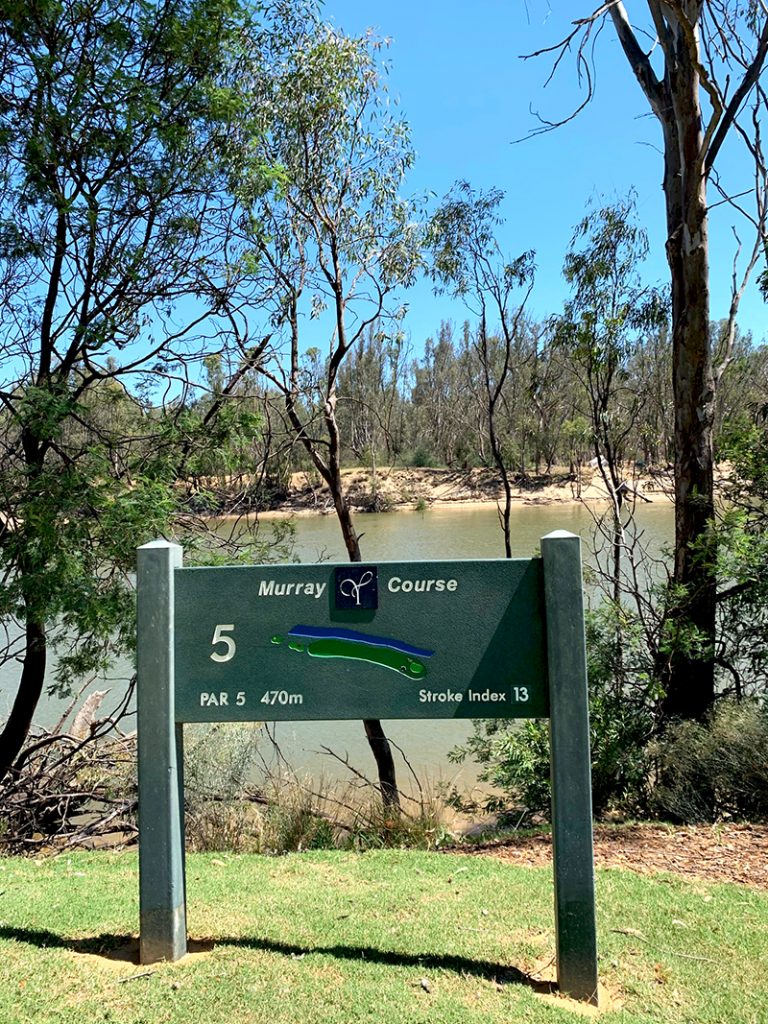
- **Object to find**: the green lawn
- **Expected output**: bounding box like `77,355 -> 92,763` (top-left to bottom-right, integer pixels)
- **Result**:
0,849 -> 766,1023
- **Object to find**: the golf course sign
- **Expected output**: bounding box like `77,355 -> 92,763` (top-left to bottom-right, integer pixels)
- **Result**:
136,532 -> 599,1005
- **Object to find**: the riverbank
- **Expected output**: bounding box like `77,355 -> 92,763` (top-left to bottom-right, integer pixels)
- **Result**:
254,465 -> 679,519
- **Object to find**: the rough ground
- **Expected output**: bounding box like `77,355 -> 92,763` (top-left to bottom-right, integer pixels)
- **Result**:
460,823 -> 768,889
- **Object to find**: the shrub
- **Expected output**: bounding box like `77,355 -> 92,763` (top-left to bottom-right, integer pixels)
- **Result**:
406,447 -> 436,468
346,789 -> 455,851
451,691 -> 653,821
355,490 -> 393,513
258,778 -> 338,853
450,605 -> 656,820
183,724 -> 340,853
650,699 -> 768,822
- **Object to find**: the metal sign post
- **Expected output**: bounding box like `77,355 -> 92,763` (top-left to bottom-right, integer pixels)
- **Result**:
136,540 -> 186,964
136,532 -> 598,1004
541,532 -> 598,1002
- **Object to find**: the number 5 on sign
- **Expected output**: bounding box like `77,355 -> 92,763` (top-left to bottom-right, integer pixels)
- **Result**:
210,624 -> 236,662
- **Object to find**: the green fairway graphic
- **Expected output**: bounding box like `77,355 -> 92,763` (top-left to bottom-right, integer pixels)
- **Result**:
270,625 -> 434,678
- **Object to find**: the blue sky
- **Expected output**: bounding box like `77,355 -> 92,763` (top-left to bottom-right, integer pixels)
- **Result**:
322,0 -> 767,349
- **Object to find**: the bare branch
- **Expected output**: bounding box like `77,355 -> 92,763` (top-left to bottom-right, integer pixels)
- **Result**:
706,18 -> 768,173
608,2 -> 666,119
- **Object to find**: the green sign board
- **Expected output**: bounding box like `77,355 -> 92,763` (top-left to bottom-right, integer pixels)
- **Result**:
174,559 -> 548,722
136,534 -> 598,1005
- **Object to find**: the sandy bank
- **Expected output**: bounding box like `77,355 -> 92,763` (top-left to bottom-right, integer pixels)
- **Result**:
248,466 -> 678,520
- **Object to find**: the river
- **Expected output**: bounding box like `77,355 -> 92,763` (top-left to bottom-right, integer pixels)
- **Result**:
1,501 -> 674,796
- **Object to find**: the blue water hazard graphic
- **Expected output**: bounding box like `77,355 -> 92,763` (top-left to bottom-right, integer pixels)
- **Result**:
269,625 -> 435,679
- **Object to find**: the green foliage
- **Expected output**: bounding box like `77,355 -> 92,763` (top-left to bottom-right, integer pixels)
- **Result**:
451,604 -> 657,819
1,0 -> 252,284
260,785 -> 337,853
181,516 -> 296,570
0,441 -> 177,697
181,724 -> 455,854
451,718 -> 551,817
159,401 -> 265,482
0,0 -> 308,772
551,194 -> 668,482
243,21 -> 421,295
345,789 -> 455,852
184,724 -> 263,805
426,183 -> 536,516
651,700 -> 768,822
721,410 -> 768,507
427,179 -> 534,301
403,447 -> 435,467
708,414 -> 768,698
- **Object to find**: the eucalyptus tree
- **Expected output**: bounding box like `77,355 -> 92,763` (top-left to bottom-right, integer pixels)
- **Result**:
409,322 -> 476,468
551,196 -> 667,602
626,324 -> 674,470
235,24 -> 422,807
712,324 -> 760,442
0,0 -> 285,780
335,324 -> 410,480
428,181 -> 534,557
527,3 -> 768,718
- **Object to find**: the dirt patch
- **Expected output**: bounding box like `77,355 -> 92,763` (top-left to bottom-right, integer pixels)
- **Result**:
458,823 -> 768,889
74,937 -> 215,969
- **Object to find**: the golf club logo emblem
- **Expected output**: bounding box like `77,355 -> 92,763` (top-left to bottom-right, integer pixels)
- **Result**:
334,565 -> 378,610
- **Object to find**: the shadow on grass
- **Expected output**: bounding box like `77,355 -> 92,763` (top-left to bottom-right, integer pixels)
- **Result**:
0,926 -> 555,994
0,926 -> 135,957
221,934 -> 554,993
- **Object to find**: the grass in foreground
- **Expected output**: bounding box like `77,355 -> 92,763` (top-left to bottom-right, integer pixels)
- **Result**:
0,849 -> 766,1023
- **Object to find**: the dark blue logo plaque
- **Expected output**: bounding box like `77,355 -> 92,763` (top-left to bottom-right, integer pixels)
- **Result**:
334,565 -> 378,610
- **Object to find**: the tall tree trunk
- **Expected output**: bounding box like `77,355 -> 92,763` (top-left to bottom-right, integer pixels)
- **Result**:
0,615 -> 47,781
659,34 -> 717,720
489,410 -> 513,560
0,427 -> 52,780
552,0 -> 768,727
284,358 -> 401,807
323,396 -> 401,809
610,6 -> 718,721
328,467 -> 401,810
